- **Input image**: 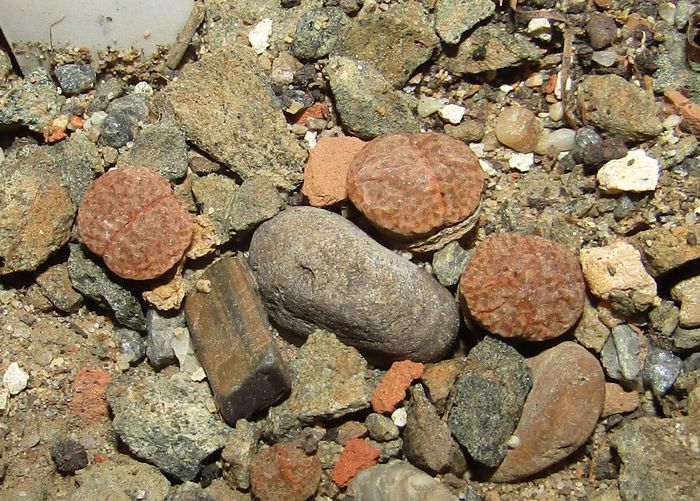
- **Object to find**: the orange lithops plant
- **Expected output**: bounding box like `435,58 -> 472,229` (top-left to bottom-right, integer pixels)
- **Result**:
77,166 -> 193,280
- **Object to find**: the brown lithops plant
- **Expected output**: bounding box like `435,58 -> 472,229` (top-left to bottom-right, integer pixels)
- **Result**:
460,233 -> 586,341
77,166 -> 193,280
346,133 -> 484,252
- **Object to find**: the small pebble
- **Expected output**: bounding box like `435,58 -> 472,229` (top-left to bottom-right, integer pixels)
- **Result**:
495,106 -> 542,153
3,362 -> 29,396
438,104 -> 465,124
365,413 -> 400,442
535,128 -> 576,155
249,18 -> 273,54
642,347 -> 683,397
391,407 -> 407,428
54,64 -> 96,95
527,18 -> 552,42
548,102 -> 564,121
591,49 -> 618,67
586,13 -> 618,49
51,439 -> 88,474
417,97 -> 446,118
509,152 -> 534,172
657,2 -> 677,24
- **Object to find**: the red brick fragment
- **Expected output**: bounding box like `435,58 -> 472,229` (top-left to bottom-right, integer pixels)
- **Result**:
69,367 -> 113,422
293,103 -> 328,126
249,442 -> 321,501
371,360 -> 425,414
332,438 -> 380,488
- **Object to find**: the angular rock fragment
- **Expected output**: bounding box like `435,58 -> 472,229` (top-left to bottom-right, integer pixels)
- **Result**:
185,255 -> 291,426
164,46 -> 306,190
435,0 -> 495,45
0,68 -> 62,131
249,442 -> 321,501
248,207 -> 459,363
346,461 -> 458,501
630,224 -> 700,277
35,262 -> 83,313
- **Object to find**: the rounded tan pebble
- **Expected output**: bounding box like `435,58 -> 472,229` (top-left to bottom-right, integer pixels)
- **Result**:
495,106 -> 542,153
346,133 -> 484,239
77,166 -> 193,280
460,233 -> 586,341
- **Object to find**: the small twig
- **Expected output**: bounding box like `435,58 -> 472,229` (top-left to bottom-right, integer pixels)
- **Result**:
166,0 -> 206,70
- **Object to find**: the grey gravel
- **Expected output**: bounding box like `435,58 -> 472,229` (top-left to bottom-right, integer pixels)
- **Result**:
435,0 -> 495,45
292,7 -> 347,60
642,346 -> 684,397
0,68 -> 62,132
600,324 -> 642,387
54,64 -> 96,95
431,241 -> 470,286
119,120 -> 188,180
112,328 -> 146,365
365,413 -> 400,442
146,309 -> 184,369
571,126 -> 603,164
88,78 -> 125,113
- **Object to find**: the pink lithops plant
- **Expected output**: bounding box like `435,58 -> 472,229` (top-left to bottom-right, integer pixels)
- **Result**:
460,233 -> 586,341
346,133 -> 484,252
77,166 -> 193,280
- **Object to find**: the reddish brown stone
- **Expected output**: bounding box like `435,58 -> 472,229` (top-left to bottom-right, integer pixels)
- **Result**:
293,103 -> 329,126
332,439 -> 380,488
489,342 -> 605,482
77,166 -> 193,280
69,367 -> 113,422
346,133 -> 484,239
371,360 -> 425,414
301,136 -> 366,207
250,442 -> 321,501
602,382 -> 639,417
460,233 -> 586,341
334,421 -> 368,446
185,256 -> 291,426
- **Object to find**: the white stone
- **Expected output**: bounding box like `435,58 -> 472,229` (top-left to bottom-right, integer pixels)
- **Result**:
3,362 -> 29,396
479,159 -> 497,176
171,327 -> 203,374
509,152 -> 534,172
657,2 -> 677,24
597,149 -> 660,194
391,407 -> 407,428
527,18 -> 552,41
416,96 -> 446,118
554,71 -> 572,100
663,114 -> 682,130
469,143 -> 486,157
248,18 -> 273,54
579,241 -> 657,301
133,81 -> 154,95
438,104 -> 465,125
548,101 -> 564,121
304,130 -> 318,149
525,73 -> 544,88
535,128 -> 575,155
671,276 -> 700,328
190,367 -> 207,382
591,50 -> 618,67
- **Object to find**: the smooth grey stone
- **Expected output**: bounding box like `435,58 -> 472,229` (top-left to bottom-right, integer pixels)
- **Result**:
600,324 -> 641,387
146,309 -> 184,369
448,336 -> 532,467
106,372 -> 231,481
54,64 -> 96,95
435,0 -> 495,45
642,346 -> 683,397
365,413 -> 399,442
67,244 -> 146,331
248,207 -> 459,363
346,461 -> 458,501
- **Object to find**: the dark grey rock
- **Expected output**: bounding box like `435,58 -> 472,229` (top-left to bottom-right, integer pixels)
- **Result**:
100,113 -> 134,148
120,120 -> 188,180
600,324 -> 642,387
334,1 -> 439,88
221,420 -> 260,491
101,94 -> 151,148
166,482 -> 215,501
248,207 -> 459,362
448,336 -> 532,467
365,413 -> 399,442
112,328 -> 146,364
72,456 -> 170,501
435,0 -> 495,45
265,330 -> 371,438
51,439 -> 88,474
88,78 -> 125,113
164,46 -> 306,190
643,346 -> 684,397
0,68 -> 62,132
54,64 -> 96,95
443,26 -> 540,75
404,384 -> 458,474
612,417 -> 700,501
323,56 -> 419,139
685,352 -> 700,372
346,461 -> 458,501
49,133 -> 100,205
571,126 -> 602,164
649,300 -> 680,338
368,438 -> 403,462
67,244 -> 146,332
146,308 -> 183,369
431,241 -> 470,287
292,7 -> 347,60
0,144 -> 75,275
106,372 -> 231,481
576,75 -> 663,141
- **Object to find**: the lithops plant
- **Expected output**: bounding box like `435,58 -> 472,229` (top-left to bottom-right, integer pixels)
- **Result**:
77,166 -> 193,280
460,233 -> 586,341
346,132 -> 484,252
